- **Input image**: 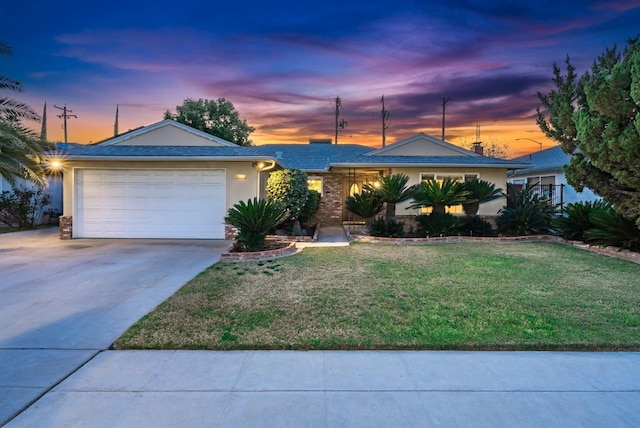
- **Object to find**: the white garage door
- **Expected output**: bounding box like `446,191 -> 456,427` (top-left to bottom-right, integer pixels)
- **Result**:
75,168 -> 226,239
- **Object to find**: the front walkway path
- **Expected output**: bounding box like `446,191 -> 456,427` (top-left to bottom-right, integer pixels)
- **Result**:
7,350 -> 640,427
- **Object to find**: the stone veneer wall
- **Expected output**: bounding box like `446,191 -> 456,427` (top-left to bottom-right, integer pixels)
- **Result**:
59,216 -> 73,240
311,173 -> 343,225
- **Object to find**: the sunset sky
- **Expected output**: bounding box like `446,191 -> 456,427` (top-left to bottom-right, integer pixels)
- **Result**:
3,0 -> 640,157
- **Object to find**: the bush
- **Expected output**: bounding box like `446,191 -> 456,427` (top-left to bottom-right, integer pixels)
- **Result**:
299,189 -> 320,226
553,200 -> 611,241
225,198 -> 289,252
416,212 -> 462,237
461,179 -> 503,216
0,186 -> 51,230
266,169 -> 309,220
497,184 -> 556,236
458,216 -> 497,237
410,178 -> 468,214
368,218 -> 405,237
585,207 -> 640,252
345,191 -> 384,223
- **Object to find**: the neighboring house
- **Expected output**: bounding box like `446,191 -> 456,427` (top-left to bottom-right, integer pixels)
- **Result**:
52,120 -> 530,240
508,146 -> 599,207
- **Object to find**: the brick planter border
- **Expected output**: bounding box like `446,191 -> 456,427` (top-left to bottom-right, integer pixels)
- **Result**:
221,242 -> 298,262
345,228 -> 640,265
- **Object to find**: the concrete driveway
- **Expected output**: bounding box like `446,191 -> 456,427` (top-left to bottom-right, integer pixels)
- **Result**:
0,228 -> 227,425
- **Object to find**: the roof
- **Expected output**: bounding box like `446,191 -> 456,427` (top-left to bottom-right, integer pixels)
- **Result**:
509,146 -> 568,176
55,143 -> 274,162
97,119 -> 238,147
365,133 -> 480,157
253,144 -> 371,172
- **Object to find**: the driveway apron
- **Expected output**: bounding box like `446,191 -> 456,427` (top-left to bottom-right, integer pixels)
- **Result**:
0,228 -> 227,425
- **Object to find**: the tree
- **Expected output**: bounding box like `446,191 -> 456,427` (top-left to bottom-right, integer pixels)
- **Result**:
537,37 -> 640,229
409,178 -> 469,214
164,98 -> 254,146
1,42 -> 48,186
266,169 -> 309,235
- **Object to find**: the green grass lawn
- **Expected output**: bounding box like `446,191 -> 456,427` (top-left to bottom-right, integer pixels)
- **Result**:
116,242 -> 640,351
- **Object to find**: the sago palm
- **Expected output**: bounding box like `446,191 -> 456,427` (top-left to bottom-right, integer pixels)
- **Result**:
345,191 -> 384,224
225,198 -> 289,251
410,178 -> 469,214
363,173 -> 416,221
461,178 -> 503,215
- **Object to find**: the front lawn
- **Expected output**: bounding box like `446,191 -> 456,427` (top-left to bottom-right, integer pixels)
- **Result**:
116,242 -> 640,351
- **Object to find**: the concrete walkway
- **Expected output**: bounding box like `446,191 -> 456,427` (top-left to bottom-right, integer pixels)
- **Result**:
297,225 -> 349,248
6,350 -> 640,427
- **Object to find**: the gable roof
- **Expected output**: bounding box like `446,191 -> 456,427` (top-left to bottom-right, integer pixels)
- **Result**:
254,144 -> 371,172
509,146 -> 567,176
97,119 -> 238,147
365,133 -> 480,157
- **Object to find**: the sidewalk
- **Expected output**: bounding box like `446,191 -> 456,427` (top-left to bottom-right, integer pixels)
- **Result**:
296,225 -> 349,248
6,350 -> 640,427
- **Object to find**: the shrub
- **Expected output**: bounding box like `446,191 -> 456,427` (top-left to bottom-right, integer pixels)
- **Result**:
585,207 -> 640,251
459,216 -> 497,237
497,184 -> 556,236
410,178 -> 469,214
416,212 -> 462,237
461,179 -> 503,216
553,200 -> 611,241
345,191 -> 384,224
368,218 -> 405,237
266,169 -> 309,220
0,186 -> 51,230
225,198 -> 289,252
299,189 -> 320,226
363,173 -> 416,221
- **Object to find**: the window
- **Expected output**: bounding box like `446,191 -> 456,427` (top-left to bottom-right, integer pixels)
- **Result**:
307,177 -> 323,195
418,173 -> 479,214
349,183 -> 360,197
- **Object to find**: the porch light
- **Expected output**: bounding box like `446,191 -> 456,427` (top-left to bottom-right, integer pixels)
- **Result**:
235,173 -> 247,180
48,159 -> 62,170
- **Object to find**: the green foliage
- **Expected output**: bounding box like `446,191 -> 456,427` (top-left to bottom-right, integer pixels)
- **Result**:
459,216 -> 497,237
537,37 -> 640,229
410,178 -> 469,214
416,212 -> 462,237
368,218 -> 405,238
266,169 -> 309,220
299,189 -> 320,225
0,186 -> 51,230
554,200 -> 611,240
345,191 -> 384,223
1,42 -> 49,186
461,178 -> 503,215
585,206 -> 640,251
165,98 -> 254,146
225,198 -> 289,251
497,184 -> 556,236
363,173 -> 416,221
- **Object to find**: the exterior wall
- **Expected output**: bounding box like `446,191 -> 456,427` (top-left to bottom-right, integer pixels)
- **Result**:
113,126 -> 228,147
372,141 -> 469,157
61,159 -> 260,219
310,172 -> 343,225
391,167 -> 507,216
508,171 -> 600,205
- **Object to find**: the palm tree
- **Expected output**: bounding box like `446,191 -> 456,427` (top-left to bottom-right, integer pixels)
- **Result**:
461,178 -> 503,216
1,41 -> 47,186
410,178 -> 469,214
363,173 -> 416,221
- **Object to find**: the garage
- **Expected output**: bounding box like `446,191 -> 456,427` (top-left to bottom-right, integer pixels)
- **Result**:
75,168 -> 226,239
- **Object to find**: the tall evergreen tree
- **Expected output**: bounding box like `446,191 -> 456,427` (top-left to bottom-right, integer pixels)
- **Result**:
537,36 -> 640,229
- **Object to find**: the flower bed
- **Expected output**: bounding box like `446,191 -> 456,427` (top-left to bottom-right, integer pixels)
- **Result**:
221,241 -> 297,262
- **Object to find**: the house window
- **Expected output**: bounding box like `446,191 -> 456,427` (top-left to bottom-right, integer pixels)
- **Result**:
419,173 -> 479,214
349,183 -> 360,196
308,177 -> 323,195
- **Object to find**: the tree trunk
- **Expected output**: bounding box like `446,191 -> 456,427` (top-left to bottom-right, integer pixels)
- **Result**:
385,203 -> 396,221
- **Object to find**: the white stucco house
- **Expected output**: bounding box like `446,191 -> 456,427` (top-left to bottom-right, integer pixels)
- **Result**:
508,146 -> 600,207
50,119 -> 531,240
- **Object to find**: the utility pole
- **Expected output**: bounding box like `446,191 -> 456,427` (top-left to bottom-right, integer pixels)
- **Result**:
380,95 -> 390,147
54,104 -> 77,143
333,96 -> 347,144
441,97 -> 451,141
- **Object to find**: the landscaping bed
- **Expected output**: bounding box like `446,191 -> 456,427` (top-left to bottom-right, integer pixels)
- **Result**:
116,242 -> 640,351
